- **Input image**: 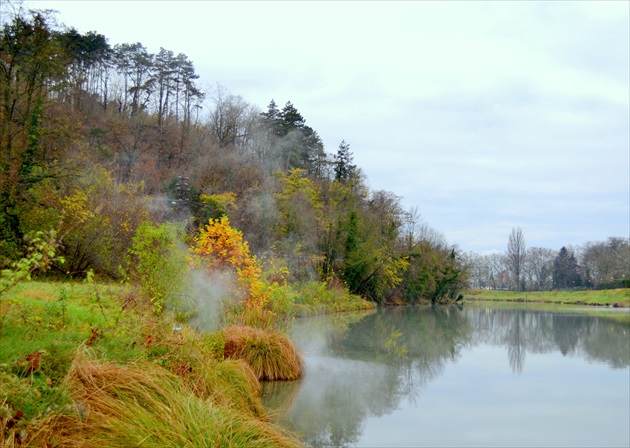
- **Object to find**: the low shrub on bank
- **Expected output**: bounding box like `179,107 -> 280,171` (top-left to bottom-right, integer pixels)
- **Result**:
291,280 -> 376,317
222,280 -> 375,331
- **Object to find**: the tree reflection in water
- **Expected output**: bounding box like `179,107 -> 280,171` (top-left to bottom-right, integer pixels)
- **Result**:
468,307 -> 630,371
262,305 -> 629,448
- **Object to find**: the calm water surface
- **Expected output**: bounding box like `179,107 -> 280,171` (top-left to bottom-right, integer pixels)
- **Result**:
262,303 -> 630,448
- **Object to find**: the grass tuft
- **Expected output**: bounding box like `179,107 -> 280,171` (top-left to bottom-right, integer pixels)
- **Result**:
222,326 -> 304,381
152,326 -> 267,418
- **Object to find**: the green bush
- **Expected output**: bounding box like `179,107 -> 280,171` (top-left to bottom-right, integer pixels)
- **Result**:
125,222 -> 188,314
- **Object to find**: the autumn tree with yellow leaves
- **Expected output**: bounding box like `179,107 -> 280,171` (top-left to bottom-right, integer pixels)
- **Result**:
190,216 -> 269,309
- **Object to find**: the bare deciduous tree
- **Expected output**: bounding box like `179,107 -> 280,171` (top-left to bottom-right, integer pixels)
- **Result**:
525,247 -> 555,290
507,227 -> 526,291
581,237 -> 630,286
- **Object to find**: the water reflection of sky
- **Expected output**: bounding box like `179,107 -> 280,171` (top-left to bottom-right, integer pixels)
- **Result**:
361,345 -> 629,447
263,305 -> 630,448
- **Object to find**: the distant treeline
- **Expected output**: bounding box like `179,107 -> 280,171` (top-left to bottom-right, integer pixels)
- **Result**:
464,228 -> 629,292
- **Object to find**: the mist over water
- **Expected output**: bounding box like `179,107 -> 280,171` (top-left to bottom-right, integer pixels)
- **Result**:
263,305 -> 630,448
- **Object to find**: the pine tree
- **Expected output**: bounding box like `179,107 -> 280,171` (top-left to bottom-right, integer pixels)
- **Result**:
260,99 -> 280,132
277,101 -> 305,137
552,247 -> 581,289
333,140 -> 356,182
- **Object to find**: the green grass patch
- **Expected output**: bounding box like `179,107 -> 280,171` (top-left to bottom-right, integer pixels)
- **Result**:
464,288 -> 630,307
1,281 -> 147,369
0,280 -> 152,444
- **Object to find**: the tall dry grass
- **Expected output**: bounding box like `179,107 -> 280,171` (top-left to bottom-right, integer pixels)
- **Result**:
172,354 -> 265,419
153,326 -> 266,418
46,351 -> 303,447
222,326 -> 304,381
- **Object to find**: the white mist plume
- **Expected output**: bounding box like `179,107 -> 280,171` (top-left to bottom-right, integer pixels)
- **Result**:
186,268 -> 238,332
146,195 -> 179,215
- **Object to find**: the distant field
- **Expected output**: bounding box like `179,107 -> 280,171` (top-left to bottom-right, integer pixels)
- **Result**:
464,288 -> 630,307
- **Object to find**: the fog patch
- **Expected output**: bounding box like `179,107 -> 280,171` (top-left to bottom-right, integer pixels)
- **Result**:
185,268 -> 238,332
145,195 -> 190,222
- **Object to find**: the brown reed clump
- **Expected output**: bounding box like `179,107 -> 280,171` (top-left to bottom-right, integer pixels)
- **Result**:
155,326 -> 266,419
222,325 -> 304,381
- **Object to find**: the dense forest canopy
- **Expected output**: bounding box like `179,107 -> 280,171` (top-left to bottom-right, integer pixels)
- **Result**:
1,7 -> 627,303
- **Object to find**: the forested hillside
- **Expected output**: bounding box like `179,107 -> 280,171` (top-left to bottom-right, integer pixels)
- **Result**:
1,9 -> 467,304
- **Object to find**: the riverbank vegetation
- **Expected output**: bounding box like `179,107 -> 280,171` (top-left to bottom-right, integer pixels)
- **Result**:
0,279 -> 306,446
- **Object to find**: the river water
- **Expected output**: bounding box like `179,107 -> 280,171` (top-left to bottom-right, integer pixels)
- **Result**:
262,303 -> 630,447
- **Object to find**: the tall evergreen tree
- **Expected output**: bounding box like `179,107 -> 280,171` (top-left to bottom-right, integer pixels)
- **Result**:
553,247 -> 581,289
60,28 -> 111,110
333,140 -> 356,182
153,47 -> 177,129
260,99 -> 280,131
259,99 -> 326,174
277,101 -> 304,137
113,42 -> 153,115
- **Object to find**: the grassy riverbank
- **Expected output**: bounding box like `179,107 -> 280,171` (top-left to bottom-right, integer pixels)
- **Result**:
0,280 -> 307,447
464,288 -> 630,307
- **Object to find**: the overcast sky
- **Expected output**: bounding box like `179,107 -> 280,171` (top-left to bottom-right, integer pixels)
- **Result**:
27,1 -> 630,254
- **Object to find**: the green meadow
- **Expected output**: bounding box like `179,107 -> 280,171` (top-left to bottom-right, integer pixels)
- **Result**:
465,288 -> 629,307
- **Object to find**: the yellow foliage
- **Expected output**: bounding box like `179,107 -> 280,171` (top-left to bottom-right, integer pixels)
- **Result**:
190,217 -> 269,308
274,169 -> 323,236
59,189 -> 94,229
200,192 -> 238,211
